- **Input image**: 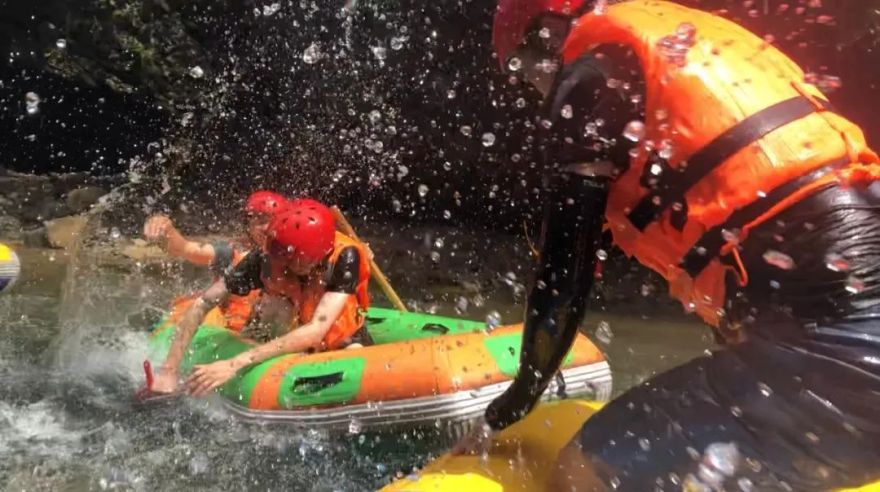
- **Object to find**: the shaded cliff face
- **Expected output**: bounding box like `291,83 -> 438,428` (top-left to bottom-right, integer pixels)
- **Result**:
1,0 -> 879,230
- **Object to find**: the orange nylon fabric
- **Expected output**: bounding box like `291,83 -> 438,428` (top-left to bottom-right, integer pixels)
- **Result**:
261,232 -> 371,349
562,0 -> 878,326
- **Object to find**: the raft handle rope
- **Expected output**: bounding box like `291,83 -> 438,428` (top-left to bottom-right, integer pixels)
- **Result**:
421,323 -> 451,335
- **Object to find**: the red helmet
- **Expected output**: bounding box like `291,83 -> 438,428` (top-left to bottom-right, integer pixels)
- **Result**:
245,190 -> 287,216
492,0 -> 587,68
266,199 -> 336,263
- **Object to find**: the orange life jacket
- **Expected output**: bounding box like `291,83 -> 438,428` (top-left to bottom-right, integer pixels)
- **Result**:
163,247 -> 258,332
562,0 -> 880,328
260,232 -> 371,349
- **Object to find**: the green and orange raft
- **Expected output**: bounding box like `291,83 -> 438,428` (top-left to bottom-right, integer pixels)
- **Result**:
147,305 -> 611,430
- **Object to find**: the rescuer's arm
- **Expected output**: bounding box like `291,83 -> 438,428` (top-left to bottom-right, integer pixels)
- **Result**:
485,173 -> 609,430
483,50 -> 638,431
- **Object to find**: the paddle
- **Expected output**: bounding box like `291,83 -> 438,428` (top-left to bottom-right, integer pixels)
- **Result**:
330,206 -> 408,312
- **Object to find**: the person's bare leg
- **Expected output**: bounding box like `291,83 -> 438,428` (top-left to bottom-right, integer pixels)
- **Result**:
550,441 -> 610,492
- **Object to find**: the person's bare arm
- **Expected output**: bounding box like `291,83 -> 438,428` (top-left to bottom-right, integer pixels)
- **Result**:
186,291 -> 350,396
150,279 -> 230,393
144,215 -> 216,266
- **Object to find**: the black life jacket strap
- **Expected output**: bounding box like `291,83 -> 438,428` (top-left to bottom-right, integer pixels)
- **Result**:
680,156 -> 851,277
627,95 -> 835,231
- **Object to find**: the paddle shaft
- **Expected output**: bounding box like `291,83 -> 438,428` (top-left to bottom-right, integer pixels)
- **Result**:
331,207 -> 408,312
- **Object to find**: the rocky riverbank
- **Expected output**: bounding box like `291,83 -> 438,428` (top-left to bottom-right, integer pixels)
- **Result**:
0,168 -> 126,248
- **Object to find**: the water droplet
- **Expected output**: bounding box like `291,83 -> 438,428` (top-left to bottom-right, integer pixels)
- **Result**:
368,110 -> 381,125
188,66 -> 204,78
485,311 -> 502,331
460,125 -> 473,137
262,3 -> 281,16
721,228 -> 741,245
507,57 -> 522,72
658,139 -> 674,159
417,184 -> 429,197
609,476 -> 621,489
481,132 -> 496,147
592,0 -> 608,14
595,320 -> 613,345
762,250 -> 796,270
110,227 -> 121,240
638,438 -> 651,451
446,89 -> 456,99
622,120 -> 646,142
55,38 -> 67,49
769,280 -> 781,290
391,36 -> 406,50
348,418 -> 363,434
429,251 -> 440,263
825,253 -> 850,272
730,406 -> 743,417
560,104 -> 573,119
371,45 -> 388,61
443,161 -> 453,171
758,382 -> 773,397
442,210 -> 452,219
433,237 -> 445,249
515,97 -> 526,109
845,276 -> 865,294
455,296 -> 469,314
738,477 -> 755,492
25,92 -> 40,115
701,442 -> 740,481
596,249 -> 608,261
538,58 -> 558,73
302,43 -> 322,64
676,22 -> 697,43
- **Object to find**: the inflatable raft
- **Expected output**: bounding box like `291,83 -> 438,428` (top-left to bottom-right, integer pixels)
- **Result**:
148,307 -> 612,429
381,400 -> 880,492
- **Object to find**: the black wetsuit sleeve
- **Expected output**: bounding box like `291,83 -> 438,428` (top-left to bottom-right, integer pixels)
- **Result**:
486,175 -> 609,430
325,246 -> 361,294
224,251 -> 264,296
209,241 -> 235,276
485,51 -> 641,431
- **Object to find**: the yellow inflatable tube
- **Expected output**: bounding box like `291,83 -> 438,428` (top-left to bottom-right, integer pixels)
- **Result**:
381,399 -> 880,492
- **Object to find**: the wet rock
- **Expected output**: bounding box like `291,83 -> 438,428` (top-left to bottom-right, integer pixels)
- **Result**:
0,214 -> 23,241
22,226 -> 49,248
16,196 -> 51,223
0,173 -> 49,195
51,171 -> 90,194
66,186 -> 108,213
120,242 -> 166,261
45,215 -> 88,249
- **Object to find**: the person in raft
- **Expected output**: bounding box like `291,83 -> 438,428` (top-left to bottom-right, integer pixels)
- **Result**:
143,190 -> 289,332
149,198 -> 372,396
461,0 -> 880,490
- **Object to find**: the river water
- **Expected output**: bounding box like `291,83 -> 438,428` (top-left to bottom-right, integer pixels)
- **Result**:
0,226 -> 710,491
